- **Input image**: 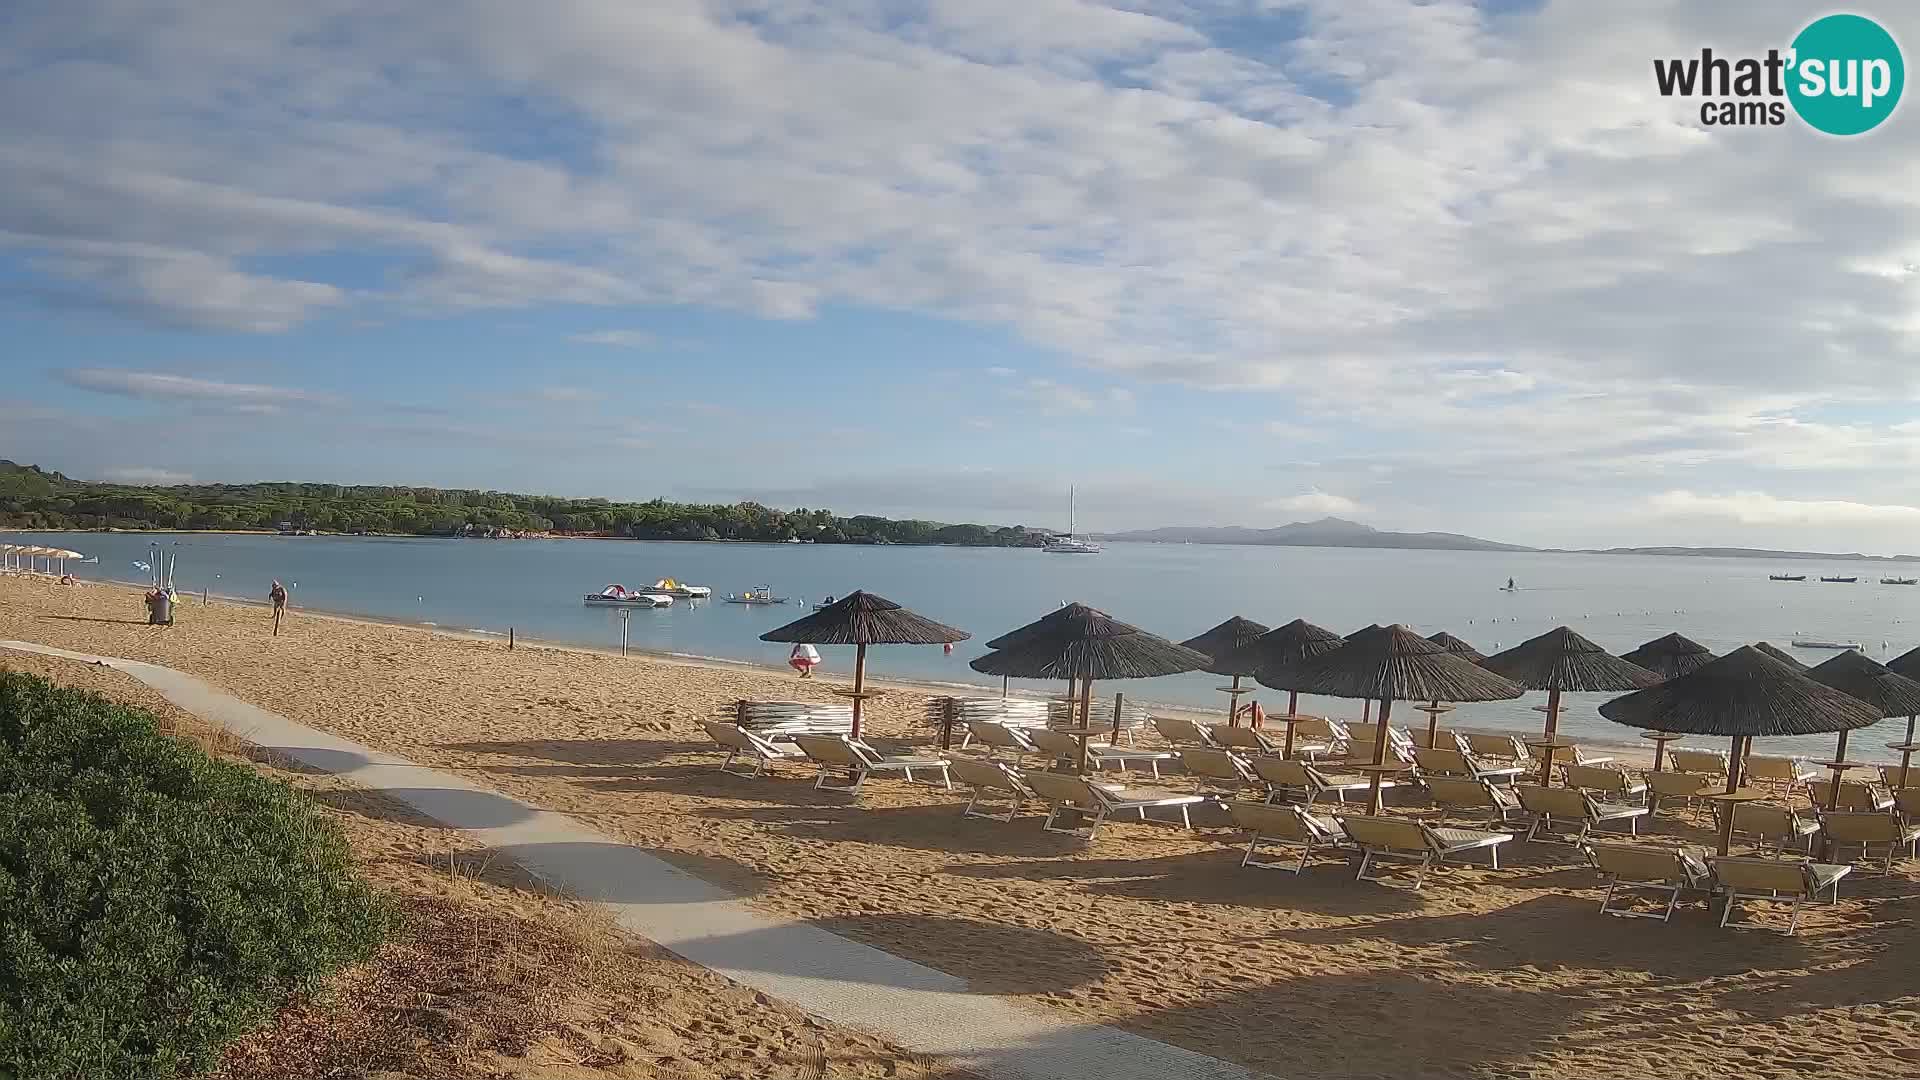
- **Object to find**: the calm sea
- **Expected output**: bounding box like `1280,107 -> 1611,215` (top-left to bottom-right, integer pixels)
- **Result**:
15,531 -> 1920,760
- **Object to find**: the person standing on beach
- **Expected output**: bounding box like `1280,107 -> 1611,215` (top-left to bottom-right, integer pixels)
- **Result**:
269,579 -> 288,615
789,643 -> 820,678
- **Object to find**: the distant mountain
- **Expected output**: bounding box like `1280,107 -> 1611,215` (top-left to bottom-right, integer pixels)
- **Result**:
1574,546 -> 1920,563
1093,517 -> 1534,553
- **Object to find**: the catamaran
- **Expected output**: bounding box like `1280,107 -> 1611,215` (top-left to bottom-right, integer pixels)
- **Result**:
584,584 -> 672,606
1043,487 -> 1101,554
647,577 -> 712,598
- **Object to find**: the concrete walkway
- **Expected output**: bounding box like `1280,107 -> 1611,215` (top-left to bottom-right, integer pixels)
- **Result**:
2,641 -> 1275,1080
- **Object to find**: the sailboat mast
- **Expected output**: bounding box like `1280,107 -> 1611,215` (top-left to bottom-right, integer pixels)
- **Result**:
1069,486 -> 1075,537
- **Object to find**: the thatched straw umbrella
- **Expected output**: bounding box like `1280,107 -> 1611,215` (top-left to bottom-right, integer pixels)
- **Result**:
1621,632 -> 1717,681
1481,627 -> 1661,784
1806,650 -> 1920,796
1282,625 -> 1524,813
1179,616 -> 1270,727
1238,619 -> 1346,746
1887,645 -> 1920,681
1755,641 -> 1808,669
969,604 -> 1208,766
1600,646 -> 1880,855
761,591 -> 969,740
1411,631 -> 1486,748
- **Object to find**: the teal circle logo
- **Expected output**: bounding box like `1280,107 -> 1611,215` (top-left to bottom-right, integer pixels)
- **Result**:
1787,14 -> 1904,135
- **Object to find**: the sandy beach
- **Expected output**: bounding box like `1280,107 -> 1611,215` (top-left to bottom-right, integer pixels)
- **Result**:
6,573 -> 1920,1079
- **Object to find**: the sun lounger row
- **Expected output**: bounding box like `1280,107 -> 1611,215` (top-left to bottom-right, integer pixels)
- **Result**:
921,697 -> 1051,737
719,699 -> 855,738
1586,843 -> 1853,934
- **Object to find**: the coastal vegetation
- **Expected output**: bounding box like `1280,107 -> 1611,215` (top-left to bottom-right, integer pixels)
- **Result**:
0,461 -> 1047,546
0,672 -> 389,1079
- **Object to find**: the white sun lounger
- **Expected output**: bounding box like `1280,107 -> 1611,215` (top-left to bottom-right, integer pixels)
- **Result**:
791,734 -> 951,797
701,719 -> 805,777
1029,729 -> 1178,778
1021,770 -> 1209,840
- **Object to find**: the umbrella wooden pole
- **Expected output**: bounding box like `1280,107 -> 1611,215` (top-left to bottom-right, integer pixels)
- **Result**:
1112,692 -> 1124,745
1226,674 -> 1243,727
1824,729 -> 1851,813
1367,696 -> 1394,815
1536,687 -> 1563,785
1900,715 -> 1917,788
1002,675 -> 1009,699
851,642 -> 867,740
1425,699 -> 1442,749
1716,734 -> 1746,857
1079,677 -> 1095,774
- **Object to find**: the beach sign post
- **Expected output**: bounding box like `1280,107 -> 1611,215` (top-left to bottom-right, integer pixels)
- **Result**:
620,608 -> 631,657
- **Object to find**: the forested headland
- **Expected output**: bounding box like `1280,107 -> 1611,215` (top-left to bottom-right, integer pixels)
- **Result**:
0,462 -> 1047,547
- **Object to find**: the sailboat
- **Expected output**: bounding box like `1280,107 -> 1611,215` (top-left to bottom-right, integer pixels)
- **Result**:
1043,487 -> 1101,554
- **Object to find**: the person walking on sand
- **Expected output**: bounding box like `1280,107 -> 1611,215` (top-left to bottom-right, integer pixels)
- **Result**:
789,642 -> 820,678
269,580 -> 288,614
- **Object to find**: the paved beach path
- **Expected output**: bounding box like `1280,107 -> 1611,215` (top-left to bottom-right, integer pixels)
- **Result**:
1,641 -> 1273,1080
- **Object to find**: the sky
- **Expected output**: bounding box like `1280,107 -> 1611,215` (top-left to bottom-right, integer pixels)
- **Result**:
5,1 -> 1920,552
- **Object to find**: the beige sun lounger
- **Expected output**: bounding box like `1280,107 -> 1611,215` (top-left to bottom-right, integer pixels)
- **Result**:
791,734 -> 951,797
1424,775 -> 1525,825
1730,802 -> 1821,856
1228,801 -> 1348,873
1646,769 -> 1717,819
1411,726 -> 1467,751
1533,743 -> 1614,774
1179,747 -> 1261,794
1562,763 -> 1649,805
701,720 -> 806,777
1029,728 -> 1177,778
948,758 -> 1038,822
966,720 -> 1040,758
1153,715 -> 1217,748
1811,779 -> 1896,813
1669,747 -> 1729,776
1586,843 -> 1712,922
1251,756 -> 1396,807
1022,770 -> 1209,840
1413,746 -> 1526,784
1463,732 -> 1532,768
1516,784 -> 1648,843
1208,723 -> 1283,755
1293,716 -> 1350,749
1819,810 -> 1920,872
1710,856 -> 1851,934
1337,814 -> 1511,889
1746,755 -> 1820,801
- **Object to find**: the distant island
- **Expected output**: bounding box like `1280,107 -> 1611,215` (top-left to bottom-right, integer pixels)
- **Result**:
0,461 -> 1048,547
1096,516 -> 1920,563
1093,517 -> 1530,552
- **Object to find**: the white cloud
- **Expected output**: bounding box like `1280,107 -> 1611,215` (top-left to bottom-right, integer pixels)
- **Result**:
568,329 -> 657,349
535,385 -> 596,403
1005,377 -> 1134,414
1266,491 -> 1360,515
102,466 -> 193,485
1647,491 -> 1920,528
54,368 -> 342,413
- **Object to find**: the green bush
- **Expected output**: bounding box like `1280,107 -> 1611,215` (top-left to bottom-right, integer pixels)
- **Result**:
0,673 -> 389,1080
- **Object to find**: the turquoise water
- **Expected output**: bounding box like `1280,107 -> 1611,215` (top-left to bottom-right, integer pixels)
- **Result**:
16,531 -> 1920,760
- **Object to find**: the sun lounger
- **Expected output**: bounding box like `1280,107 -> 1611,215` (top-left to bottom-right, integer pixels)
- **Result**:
1208,723 -> 1283,755
1562,763 -> 1649,805
1710,856 -> 1851,934
1818,810 -> 1920,872
948,758 -> 1039,822
790,734 -> 951,797
1251,756 -> 1395,806
1730,802 -> 1822,856
966,720 -> 1041,759
1669,748 -> 1729,776
1411,726 -> 1466,751
1810,779 -> 1896,813
1746,755 -> 1820,801
701,720 -> 806,777
1337,814 -> 1511,888
1516,784 -> 1648,843
1029,729 -> 1178,778
1424,775 -> 1525,825
1646,769 -> 1717,819
1533,743 -> 1614,774
1463,732 -> 1532,769
1586,843 -> 1712,922
1179,747 -> 1262,794
1413,746 -> 1526,784
1228,801 -> 1348,873
1153,715 -> 1217,748
1021,770 -> 1209,840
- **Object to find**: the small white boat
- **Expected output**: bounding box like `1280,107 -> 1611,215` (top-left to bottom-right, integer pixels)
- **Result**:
584,584 -> 673,607
1042,486 -> 1101,554
1791,639 -> 1861,651
724,585 -> 788,605
647,577 -> 712,598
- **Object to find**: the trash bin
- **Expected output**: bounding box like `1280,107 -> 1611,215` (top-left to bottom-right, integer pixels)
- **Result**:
147,590 -> 174,626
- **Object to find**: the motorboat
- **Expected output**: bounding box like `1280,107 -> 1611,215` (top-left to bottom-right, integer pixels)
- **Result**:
1883,578 -> 1918,585
584,584 -> 673,607
1819,576 -> 1859,583
647,577 -> 712,598
1791,639 -> 1861,650
724,585 -> 788,605
1042,486 -> 1101,554
1768,574 -> 1807,581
